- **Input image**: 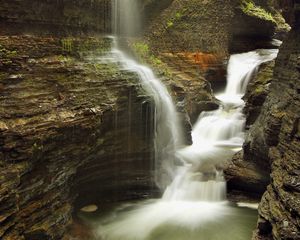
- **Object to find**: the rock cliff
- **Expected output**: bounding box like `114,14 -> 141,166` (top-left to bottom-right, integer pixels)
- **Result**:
140,0 -> 289,122
226,1 -> 300,238
249,3 -> 300,238
0,35 -> 156,239
0,0 -> 111,34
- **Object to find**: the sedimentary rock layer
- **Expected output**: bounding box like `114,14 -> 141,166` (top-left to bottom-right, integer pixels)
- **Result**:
0,0 -> 112,34
250,18 -> 300,240
0,36 -> 155,239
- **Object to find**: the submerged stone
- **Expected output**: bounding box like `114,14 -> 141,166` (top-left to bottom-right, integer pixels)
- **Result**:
80,205 -> 98,213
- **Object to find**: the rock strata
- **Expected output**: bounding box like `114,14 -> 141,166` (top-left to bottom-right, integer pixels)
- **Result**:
0,35 -> 155,239
251,19 -> 300,240
0,0 -> 112,34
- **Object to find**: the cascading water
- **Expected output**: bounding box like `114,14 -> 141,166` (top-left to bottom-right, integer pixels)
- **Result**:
91,49 -> 277,240
110,0 -> 183,190
172,49 -> 279,203
112,0 -> 141,36
83,1 -> 279,240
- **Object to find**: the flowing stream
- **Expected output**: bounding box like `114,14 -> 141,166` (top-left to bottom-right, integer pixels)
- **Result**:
89,49 -> 278,240
79,1 -> 279,239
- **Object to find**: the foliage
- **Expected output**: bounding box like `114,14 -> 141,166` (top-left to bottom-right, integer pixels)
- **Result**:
131,41 -> 171,77
167,20 -> 174,28
61,38 -> 73,52
240,0 -> 276,23
131,42 -> 162,66
0,44 -> 18,66
166,9 -> 187,29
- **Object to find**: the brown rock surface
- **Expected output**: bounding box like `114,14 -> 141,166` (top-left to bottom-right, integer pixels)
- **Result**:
225,58 -> 276,198
244,3 -> 300,238
0,35 -> 155,239
251,29 -> 300,240
0,0 -> 112,34
225,151 -> 270,198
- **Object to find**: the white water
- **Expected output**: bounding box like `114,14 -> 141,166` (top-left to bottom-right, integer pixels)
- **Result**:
113,0 -> 141,36
111,0 -> 183,190
172,49 -> 279,202
93,49 -> 278,240
92,1 -> 279,240
100,42 -> 183,189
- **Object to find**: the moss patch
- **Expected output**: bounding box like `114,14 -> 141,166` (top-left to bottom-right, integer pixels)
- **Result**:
130,41 -> 172,79
0,44 -> 18,67
165,8 -> 187,29
131,42 -> 162,66
240,0 -> 276,23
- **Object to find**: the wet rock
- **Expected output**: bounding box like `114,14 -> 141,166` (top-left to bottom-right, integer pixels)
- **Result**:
225,151 -> 270,197
247,13 -> 300,239
243,61 -> 276,127
80,205 -> 98,213
0,0 -> 112,35
0,35 -> 156,239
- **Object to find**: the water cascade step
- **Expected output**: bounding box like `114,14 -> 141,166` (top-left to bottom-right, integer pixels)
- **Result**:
90,1 -> 279,239
93,48 -> 278,240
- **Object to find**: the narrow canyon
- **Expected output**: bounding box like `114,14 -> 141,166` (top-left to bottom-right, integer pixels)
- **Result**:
0,0 -> 299,239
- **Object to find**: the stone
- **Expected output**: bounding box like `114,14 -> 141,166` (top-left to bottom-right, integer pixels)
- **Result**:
225,151 -> 270,198
80,205 -> 98,213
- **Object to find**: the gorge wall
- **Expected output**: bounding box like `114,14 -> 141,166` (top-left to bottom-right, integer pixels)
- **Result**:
138,0 -> 290,123
226,1 -> 300,239
246,2 -> 300,239
0,35 -> 156,239
0,1 -> 158,238
0,0 -> 111,34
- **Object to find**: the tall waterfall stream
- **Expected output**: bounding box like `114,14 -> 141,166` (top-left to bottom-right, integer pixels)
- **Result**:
79,1 -> 279,239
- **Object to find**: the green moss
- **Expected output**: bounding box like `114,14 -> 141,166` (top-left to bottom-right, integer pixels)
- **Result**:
175,12 -> 183,19
240,0 -> 276,23
167,20 -> 174,28
56,55 -> 74,63
61,38 -> 73,52
131,42 -> 162,67
130,41 -> 171,78
0,44 -> 18,67
166,9 -> 187,29
254,85 -> 265,94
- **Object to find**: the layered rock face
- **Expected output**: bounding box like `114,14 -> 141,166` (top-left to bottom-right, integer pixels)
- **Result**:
249,6 -> 300,239
0,35 -> 155,239
140,0 -> 289,123
225,61 -> 276,198
146,0 -> 287,53
0,0 -> 111,34
225,2 -> 300,238
0,0 -> 297,239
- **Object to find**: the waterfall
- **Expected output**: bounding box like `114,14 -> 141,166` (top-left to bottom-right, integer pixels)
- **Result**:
96,48 -> 278,240
111,0 -> 183,190
112,0 -> 141,36
167,49 -> 278,202
94,1 -> 279,239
